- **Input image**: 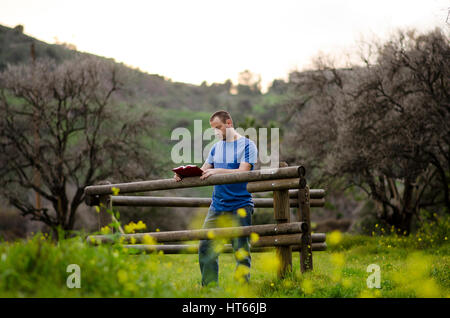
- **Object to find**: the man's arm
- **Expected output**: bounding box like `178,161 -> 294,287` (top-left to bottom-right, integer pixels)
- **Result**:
200,162 -> 252,180
201,162 -> 213,171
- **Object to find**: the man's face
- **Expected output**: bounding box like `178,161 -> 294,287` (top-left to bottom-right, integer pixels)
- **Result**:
210,117 -> 232,140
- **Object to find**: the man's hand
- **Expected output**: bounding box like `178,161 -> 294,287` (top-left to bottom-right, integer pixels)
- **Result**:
173,172 -> 182,182
200,168 -> 220,180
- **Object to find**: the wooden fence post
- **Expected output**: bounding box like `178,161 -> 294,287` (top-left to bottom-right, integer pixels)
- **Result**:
97,181 -> 112,231
298,171 -> 313,272
273,162 -> 292,278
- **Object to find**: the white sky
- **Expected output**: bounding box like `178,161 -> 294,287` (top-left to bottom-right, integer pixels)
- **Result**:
1,0 -> 448,91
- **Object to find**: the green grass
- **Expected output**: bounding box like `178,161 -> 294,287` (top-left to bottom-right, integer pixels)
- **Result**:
0,232 -> 448,298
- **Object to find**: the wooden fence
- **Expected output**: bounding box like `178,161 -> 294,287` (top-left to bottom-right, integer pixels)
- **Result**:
84,163 -> 326,278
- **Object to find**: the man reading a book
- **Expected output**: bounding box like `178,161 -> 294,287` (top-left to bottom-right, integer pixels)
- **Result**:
173,110 -> 258,287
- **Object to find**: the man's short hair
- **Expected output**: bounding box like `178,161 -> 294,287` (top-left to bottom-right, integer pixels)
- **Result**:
210,110 -> 233,125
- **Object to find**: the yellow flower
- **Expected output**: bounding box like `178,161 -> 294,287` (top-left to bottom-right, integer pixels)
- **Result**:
260,253 -> 280,272
250,232 -> 259,244
328,230 -> 343,246
124,221 -> 147,234
130,237 -> 136,245
237,208 -> 247,218
156,228 -> 160,232
101,226 -> 111,235
135,220 -> 147,231
95,206 -> 100,213
417,279 -> 441,298
124,223 -> 135,234
331,253 -> 345,267
142,234 -> 157,245
207,230 -> 215,239
217,214 -> 237,228
111,187 -> 120,196
235,248 -> 249,261
302,279 -> 314,294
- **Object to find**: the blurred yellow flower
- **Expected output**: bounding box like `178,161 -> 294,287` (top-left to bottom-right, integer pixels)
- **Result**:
302,279 -> 314,294
260,253 -> 280,272
328,230 -> 343,246
250,232 -> 259,244
111,187 -> 120,196
101,226 -> 111,235
331,253 -> 345,267
124,220 -> 147,234
217,214 -> 237,228
135,220 -> 146,230
417,279 -> 441,298
234,264 -> 250,283
142,234 -> 157,245
235,248 -> 249,261
237,208 -> 247,218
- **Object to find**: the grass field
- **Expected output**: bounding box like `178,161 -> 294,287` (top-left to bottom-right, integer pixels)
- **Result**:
0,230 -> 448,298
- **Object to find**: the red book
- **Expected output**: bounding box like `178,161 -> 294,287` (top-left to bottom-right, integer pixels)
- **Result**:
172,165 -> 204,178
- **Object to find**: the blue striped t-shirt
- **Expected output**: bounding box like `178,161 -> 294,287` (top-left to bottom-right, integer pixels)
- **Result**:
206,136 -> 258,211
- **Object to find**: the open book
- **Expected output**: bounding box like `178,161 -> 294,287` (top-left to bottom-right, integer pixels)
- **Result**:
172,165 -> 204,177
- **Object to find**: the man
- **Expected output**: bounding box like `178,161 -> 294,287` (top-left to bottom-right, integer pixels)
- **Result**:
173,110 -> 258,287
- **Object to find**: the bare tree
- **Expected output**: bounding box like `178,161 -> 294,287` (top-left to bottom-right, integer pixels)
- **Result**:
0,56 -> 158,237
284,28 -> 449,233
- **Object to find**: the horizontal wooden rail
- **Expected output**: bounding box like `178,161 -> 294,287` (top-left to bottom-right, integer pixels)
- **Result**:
122,242 -> 327,254
84,166 -> 303,195
289,189 -> 325,199
254,189 -> 325,198
252,232 -> 325,247
247,178 -> 301,193
108,196 -> 325,208
87,221 -> 308,244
